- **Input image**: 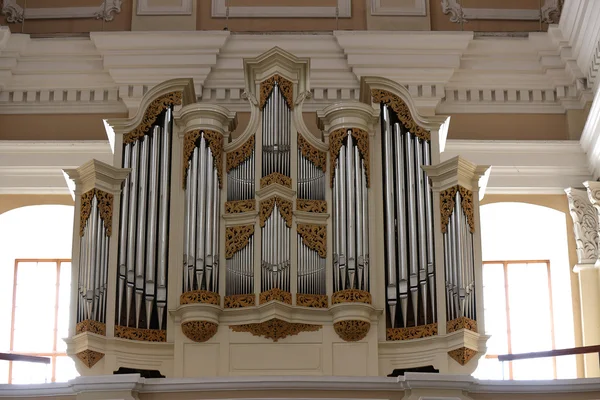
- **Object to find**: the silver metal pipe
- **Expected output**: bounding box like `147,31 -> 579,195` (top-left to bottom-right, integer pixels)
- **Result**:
355,147 -> 364,291
135,136 -> 149,328
405,134 -> 419,325
125,141 -> 139,326
454,192 -> 465,317
189,148 -> 199,288
205,149 -> 215,291
117,143 -> 131,324
146,127 -> 160,324
423,140 -> 435,320
184,159 -> 191,291
415,137 -> 428,323
443,231 -> 452,320
92,205 -> 101,320
196,138 -> 208,290
383,111 -> 397,326
85,197 -> 98,320
339,144 -> 347,290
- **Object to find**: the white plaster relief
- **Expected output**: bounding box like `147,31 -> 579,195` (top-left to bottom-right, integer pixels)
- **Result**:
211,0 -> 352,18
565,187 -> 600,264
1,0 -> 122,22
441,0 -> 562,24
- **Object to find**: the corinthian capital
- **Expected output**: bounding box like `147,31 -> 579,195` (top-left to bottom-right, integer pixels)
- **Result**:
566,187 -> 600,265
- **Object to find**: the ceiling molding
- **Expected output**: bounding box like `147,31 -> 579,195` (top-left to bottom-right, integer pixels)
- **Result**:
440,0 -> 561,24
211,0 -> 352,18
370,0 -> 426,16
1,0 -> 123,23
137,0 -> 193,16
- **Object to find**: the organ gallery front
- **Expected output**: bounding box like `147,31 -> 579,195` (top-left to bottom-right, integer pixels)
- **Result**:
64,48 -> 490,377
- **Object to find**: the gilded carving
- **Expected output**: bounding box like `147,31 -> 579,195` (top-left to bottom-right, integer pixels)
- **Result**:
371,89 -> 430,141
225,199 -> 256,214
447,317 -> 477,333
386,323 -> 438,341
224,294 -> 256,308
76,350 -> 104,368
334,320 -> 370,342
298,133 -> 327,172
114,325 -> 166,342
181,321 -> 218,343
448,347 -> 478,366
260,172 -> 292,189
332,289 -> 372,305
179,290 -> 220,306
259,288 -> 292,305
80,189 -> 114,237
458,186 -> 475,233
260,74 -> 294,111
76,320 -> 107,336
259,197 -> 293,228
440,186 -> 458,234
123,92 -> 182,144
297,224 -> 327,258
329,128 -> 370,188
226,135 -> 255,173
230,318 -> 321,342
225,225 -> 254,259
296,293 -> 328,308
183,130 -> 224,189
296,199 -> 327,213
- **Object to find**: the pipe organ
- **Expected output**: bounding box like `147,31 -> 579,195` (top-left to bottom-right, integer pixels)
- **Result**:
66,49 -> 489,378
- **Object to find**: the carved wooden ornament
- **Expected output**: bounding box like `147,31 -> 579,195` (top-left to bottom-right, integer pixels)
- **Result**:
260,172 -> 292,189
224,294 -> 256,308
230,318 -> 321,342
332,289 -> 372,304
181,321 -> 218,343
260,74 -> 294,111
225,225 -> 255,259
298,133 -> 327,172
226,135 -> 254,173
448,347 -> 478,365
114,325 -> 166,342
329,128 -> 370,188
182,130 -> 224,189
371,89 -> 430,141
76,320 -> 107,336
296,293 -> 328,308
387,323 -> 438,341
179,290 -> 220,306
259,197 -> 293,228
76,350 -> 104,368
259,288 -> 292,305
297,224 -> 327,258
123,92 -> 182,144
225,199 -> 256,214
80,189 -> 114,237
296,199 -> 327,213
334,320 -> 370,342
447,316 -> 477,333
440,186 -> 458,234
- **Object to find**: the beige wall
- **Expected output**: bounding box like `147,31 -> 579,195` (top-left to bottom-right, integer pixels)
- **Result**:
0,194 -> 74,215
131,0 -> 196,31
447,113 -> 569,140
480,194 -> 584,378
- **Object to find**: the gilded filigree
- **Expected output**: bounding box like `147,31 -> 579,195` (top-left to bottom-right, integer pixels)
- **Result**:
447,317 -> 477,333
329,128 -> 370,188
114,325 -> 166,342
182,130 -> 224,189
298,133 -> 327,172
458,186 -> 475,233
259,288 -> 292,305
296,293 -> 328,308
260,74 -> 294,111
448,347 -> 478,366
123,92 -> 182,144
371,89 -> 430,141
260,172 -> 292,189
334,320 -> 370,342
230,318 -> 321,342
80,189 -> 114,237
224,294 -> 256,308
440,186 -> 458,234
76,320 -> 107,336
387,323 -> 438,341
179,290 -> 220,306
76,350 -> 104,368
226,135 -> 254,173
259,197 -> 293,228
181,321 -> 218,343
225,199 -> 256,214
297,224 -> 327,258
332,289 -> 372,305
225,225 -> 254,259
296,199 -> 327,213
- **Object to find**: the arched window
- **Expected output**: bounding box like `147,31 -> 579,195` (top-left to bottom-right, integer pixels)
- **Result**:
474,202 -> 576,380
0,205 -> 79,384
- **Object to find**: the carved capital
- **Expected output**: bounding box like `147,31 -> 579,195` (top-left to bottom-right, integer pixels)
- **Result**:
334,320 -> 370,342
181,321 -> 218,342
567,187 -> 599,264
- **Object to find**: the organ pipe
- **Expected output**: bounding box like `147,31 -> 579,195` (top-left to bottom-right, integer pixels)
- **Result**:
262,82 -> 291,178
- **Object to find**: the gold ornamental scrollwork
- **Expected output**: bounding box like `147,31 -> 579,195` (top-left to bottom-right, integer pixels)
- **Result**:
296,199 -> 327,213
179,290 -> 220,306
260,172 -> 292,189
259,197 -> 293,228
332,289 -> 372,305
76,350 -> 104,368
181,321 -> 218,343
448,347 -> 478,366
329,128 -> 370,188
224,294 -> 256,308
225,199 -> 256,214
298,133 -> 327,172
114,325 -> 166,342
76,320 -> 107,336
259,288 -> 292,305
123,91 -> 182,144
334,320 -> 370,342
458,186 -> 475,233
296,293 -> 328,308
447,316 -> 477,333
440,186 -> 458,234
226,135 -> 254,173
371,89 -> 431,141
225,225 -> 255,259
230,318 -> 321,342
386,323 -> 438,341
182,130 -> 224,189
260,74 -> 294,111
297,224 -> 327,258
80,189 -> 114,237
